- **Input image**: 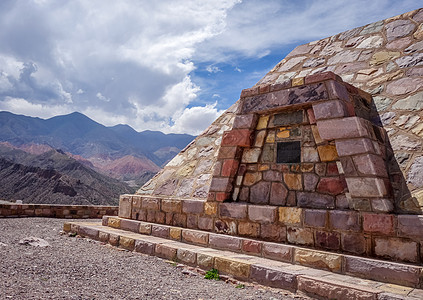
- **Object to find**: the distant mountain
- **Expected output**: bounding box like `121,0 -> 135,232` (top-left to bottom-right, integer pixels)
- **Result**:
0,145 -> 134,205
0,111 -> 195,185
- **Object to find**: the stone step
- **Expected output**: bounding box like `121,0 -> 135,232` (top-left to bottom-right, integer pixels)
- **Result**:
99,216 -> 423,289
64,220 -> 423,299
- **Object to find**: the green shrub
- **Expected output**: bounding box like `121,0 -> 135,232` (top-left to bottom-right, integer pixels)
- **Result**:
204,268 -> 220,280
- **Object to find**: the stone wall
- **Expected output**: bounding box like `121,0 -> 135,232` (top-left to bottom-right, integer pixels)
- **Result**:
0,203 -> 118,218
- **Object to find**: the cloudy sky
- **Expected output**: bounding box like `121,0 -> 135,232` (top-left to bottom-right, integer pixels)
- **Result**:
0,0 -> 421,135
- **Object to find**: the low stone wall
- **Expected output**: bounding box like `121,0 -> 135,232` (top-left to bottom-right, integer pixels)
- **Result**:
0,203 -> 118,219
119,194 -> 423,265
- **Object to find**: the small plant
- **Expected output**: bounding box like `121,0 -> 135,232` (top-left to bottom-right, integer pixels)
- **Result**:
235,284 -> 245,289
204,268 -> 220,280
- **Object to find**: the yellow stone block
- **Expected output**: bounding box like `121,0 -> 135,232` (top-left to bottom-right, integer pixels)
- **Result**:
370,51 -> 400,66
279,207 -> 302,224
176,161 -> 196,177
215,257 -> 250,279
254,130 -> 266,147
119,236 -> 135,250
277,127 -> 290,138
258,164 -> 269,171
311,125 -> 324,144
139,224 -> 152,234
283,173 -> 302,190
292,77 -> 304,86
317,145 -> 339,162
63,223 -> 71,232
256,115 -> 269,130
108,217 -> 121,228
170,228 -> 182,240
411,123 -> 423,137
204,202 -> 217,215
301,163 -> 314,173
295,249 -> 342,272
244,172 -> 262,186
378,284 -> 413,296
265,131 -> 275,143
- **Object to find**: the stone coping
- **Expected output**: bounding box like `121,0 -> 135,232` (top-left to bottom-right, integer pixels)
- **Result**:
64,220 -> 423,299
0,203 -> 118,218
101,216 -> 423,288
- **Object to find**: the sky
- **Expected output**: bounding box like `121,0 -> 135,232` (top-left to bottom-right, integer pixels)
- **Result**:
0,1 -> 421,135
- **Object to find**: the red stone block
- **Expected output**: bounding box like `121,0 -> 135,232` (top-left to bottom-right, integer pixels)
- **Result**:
398,215 -> 423,239
142,198 -> 160,210
261,224 -> 286,242
221,159 -> 239,177
305,71 -> 341,84
315,231 -> 341,250
262,242 -> 293,262
215,192 -> 231,202
233,114 -> 258,129
151,225 -> 170,238
221,129 -> 253,147
307,108 -> 316,124
155,244 -> 177,260
217,146 -> 240,159
182,200 -> 204,214
186,214 -> 198,229
269,182 -> 288,206
269,80 -> 291,92
259,84 -> 270,94
341,233 -> 366,255
182,230 -> 208,245
352,154 -> 388,178
242,239 -> 262,254
312,100 -> 348,120
304,209 -> 327,228
120,219 -> 140,233
198,216 -> 213,231
173,213 -> 187,227
240,86 -> 259,98
248,205 -> 277,224
317,177 -> 347,195
317,117 -> 370,140
250,265 -> 297,291
209,234 -> 242,251
326,162 -> 339,175
219,203 -> 247,219
161,200 -> 182,213
135,240 -> 155,255
363,213 -> 394,235
326,80 -> 350,102
329,210 -> 360,231
207,192 -> 215,201
335,138 -> 375,157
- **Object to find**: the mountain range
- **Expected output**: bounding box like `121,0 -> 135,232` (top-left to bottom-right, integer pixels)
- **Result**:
0,111 -> 195,204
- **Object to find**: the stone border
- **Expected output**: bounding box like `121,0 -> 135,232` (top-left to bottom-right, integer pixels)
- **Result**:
0,203 -> 118,218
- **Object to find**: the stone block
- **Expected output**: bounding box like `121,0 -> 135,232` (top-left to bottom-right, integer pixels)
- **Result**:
315,231 -> 341,250
283,173 -> 302,190
279,207 -> 302,225
209,177 -> 232,193
346,177 -> 388,198
151,225 -> 170,238
345,256 -> 421,287
295,249 -> 342,272
326,80 -> 351,102
197,253 -> 214,269
241,86 -> 259,98
177,249 -> 197,265
198,216 -> 213,231
303,173 -> 319,192
79,226 -> 99,239
313,100 -> 348,120
342,233 -> 366,255
155,244 -> 177,260
317,145 -> 339,162
241,148 -> 261,163
297,192 -> 335,209
182,230 -> 208,245
182,200 -> 204,214
161,200 -> 182,213
398,215 -> 423,239
363,213 -> 394,235
221,159 -> 239,177
305,72 -> 340,84
317,177 -> 347,195
132,196 -> 142,209
232,114 -> 258,129
262,242 -> 293,262
339,156 -> 358,176
217,146 -> 239,160
260,224 -> 286,242
250,265 -> 297,291
215,257 -> 250,279
238,222 -> 260,238
204,202 -> 217,216
256,115 -> 270,130
142,198 -> 160,210
119,236 -> 135,251
287,227 -> 314,246
250,181 -> 271,204
221,129 -> 253,147
214,219 -> 237,235
304,209 -> 327,228
109,233 -> 119,246
120,219 -> 140,233
375,237 -> 418,263
108,217 -> 121,229
329,210 -> 360,231
243,172 -> 262,186
335,138 -> 375,156
248,205 -> 277,223
269,182 -> 288,205
371,199 -> 394,213
169,228 -> 181,240
118,196 -> 132,218
317,117 -> 369,140
134,240 -> 155,255
219,203 -> 247,219
352,154 -> 388,177
302,147 -> 320,163
209,234 -> 241,251
297,276 -> 378,300
98,232 -> 109,243
172,213 -> 187,227
242,239 -> 262,254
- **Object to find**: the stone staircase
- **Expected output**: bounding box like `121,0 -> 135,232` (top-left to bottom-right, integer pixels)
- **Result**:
64,217 -> 423,299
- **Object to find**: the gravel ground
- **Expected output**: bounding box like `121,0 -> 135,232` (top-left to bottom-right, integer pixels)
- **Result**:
0,218 -> 311,300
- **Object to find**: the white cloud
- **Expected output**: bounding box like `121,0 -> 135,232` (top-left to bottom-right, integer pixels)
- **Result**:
0,97 -> 73,119
206,65 -> 222,73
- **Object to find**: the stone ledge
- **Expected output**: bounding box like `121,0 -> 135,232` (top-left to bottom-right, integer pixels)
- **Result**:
99,216 -> 423,288
0,203 -> 118,218
64,221 -> 423,298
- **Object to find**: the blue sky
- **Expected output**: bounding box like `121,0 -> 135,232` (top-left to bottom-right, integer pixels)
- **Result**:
0,0 -> 421,134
